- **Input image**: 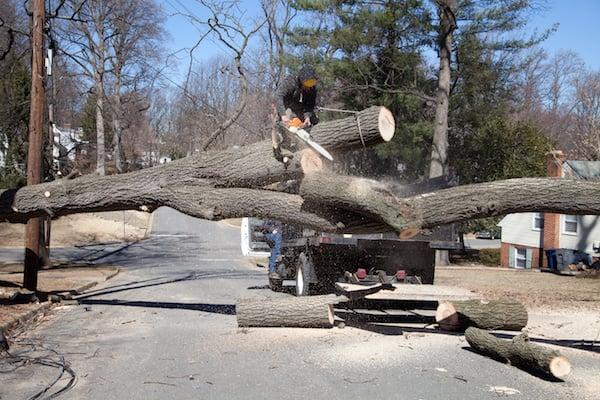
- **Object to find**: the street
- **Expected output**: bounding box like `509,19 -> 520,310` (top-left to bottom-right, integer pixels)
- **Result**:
1,208 -> 599,400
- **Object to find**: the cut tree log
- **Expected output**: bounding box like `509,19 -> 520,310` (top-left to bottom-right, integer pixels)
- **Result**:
236,295 -> 348,328
436,299 -> 528,331
465,327 -> 572,379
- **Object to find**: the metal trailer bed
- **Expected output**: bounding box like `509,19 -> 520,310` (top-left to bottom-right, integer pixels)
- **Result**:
271,234 -> 460,296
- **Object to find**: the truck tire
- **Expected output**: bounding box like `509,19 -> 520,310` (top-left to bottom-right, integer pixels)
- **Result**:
269,277 -> 283,292
296,252 -> 315,296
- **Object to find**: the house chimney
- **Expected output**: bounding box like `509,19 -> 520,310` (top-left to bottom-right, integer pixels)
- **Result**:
542,151 -> 565,264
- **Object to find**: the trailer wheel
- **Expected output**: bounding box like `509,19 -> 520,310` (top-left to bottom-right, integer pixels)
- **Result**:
296,252 -> 315,296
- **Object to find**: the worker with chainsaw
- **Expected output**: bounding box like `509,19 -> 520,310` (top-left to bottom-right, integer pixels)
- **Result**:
271,64 -> 334,163
275,64 -> 319,128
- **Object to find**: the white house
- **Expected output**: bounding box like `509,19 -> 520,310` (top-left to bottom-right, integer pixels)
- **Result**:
498,151 -> 600,269
53,125 -> 84,168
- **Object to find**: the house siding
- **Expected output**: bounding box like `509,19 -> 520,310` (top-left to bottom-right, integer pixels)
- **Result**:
498,213 -> 542,247
559,215 -> 600,253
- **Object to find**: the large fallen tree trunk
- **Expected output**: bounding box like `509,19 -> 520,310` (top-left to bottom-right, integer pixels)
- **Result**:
465,327 -> 572,379
2,104 -> 600,233
436,299 -> 528,332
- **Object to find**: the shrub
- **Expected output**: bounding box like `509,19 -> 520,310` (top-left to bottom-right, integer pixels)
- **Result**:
479,248 -> 501,266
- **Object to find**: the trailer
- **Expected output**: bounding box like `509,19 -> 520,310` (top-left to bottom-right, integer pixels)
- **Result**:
241,218 -> 460,296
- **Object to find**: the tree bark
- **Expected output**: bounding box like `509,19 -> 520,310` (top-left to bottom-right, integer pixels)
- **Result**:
436,299 -> 528,331
465,327 -> 572,379
95,74 -> 105,175
112,72 -> 124,173
429,0 -> 457,179
236,295 -> 345,328
94,18 -> 107,176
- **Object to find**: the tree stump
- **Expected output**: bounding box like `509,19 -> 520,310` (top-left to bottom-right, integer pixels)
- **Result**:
436,299 -> 527,331
236,295 -> 347,328
465,327 -> 572,379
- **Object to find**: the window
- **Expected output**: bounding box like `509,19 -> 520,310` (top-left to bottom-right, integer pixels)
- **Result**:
563,215 -> 578,235
515,248 -> 528,268
510,247 -> 532,269
532,213 -> 543,231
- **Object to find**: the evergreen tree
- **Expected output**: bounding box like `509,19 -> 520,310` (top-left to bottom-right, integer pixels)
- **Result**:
288,0 -> 434,179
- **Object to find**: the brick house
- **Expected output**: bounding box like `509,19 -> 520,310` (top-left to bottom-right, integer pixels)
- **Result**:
498,151 -> 600,269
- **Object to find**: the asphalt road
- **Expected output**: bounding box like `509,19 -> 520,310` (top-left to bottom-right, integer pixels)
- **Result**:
1,208 -> 598,400
463,238 -> 501,249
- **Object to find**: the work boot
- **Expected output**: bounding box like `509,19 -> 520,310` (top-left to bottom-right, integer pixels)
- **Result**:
268,271 -> 281,280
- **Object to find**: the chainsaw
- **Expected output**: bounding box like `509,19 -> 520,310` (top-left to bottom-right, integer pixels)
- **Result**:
281,118 -> 333,161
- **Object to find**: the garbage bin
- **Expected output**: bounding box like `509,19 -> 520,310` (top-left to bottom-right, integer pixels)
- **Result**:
545,249 -> 557,269
554,248 -> 591,271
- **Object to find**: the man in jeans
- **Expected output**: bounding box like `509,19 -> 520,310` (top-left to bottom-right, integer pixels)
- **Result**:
262,220 -> 284,280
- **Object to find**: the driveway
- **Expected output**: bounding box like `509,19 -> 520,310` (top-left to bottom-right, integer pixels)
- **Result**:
1,208 -> 598,400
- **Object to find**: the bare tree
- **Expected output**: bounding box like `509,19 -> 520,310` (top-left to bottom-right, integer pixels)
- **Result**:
59,1 -> 117,175
545,50 -> 584,113
571,71 -> 600,160
107,0 -> 165,173
428,0 -> 457,179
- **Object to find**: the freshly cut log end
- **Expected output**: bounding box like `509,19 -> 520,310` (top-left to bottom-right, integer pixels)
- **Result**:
378,107 -> 395,142
550,356 -> 572,379
399,228 -> 421,239
435,302 -> 459,330
236,296 -> 338,328
436,299 -> 528,332
465,327 -> 572,380
300,149 -> 324,174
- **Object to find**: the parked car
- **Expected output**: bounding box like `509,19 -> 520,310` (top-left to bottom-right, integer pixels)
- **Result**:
475,229 -> 501,239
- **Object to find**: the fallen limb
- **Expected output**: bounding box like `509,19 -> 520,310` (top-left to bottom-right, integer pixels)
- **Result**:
436,299 -> 528,332
465,327 -> 572,379
3,102 -> 600,234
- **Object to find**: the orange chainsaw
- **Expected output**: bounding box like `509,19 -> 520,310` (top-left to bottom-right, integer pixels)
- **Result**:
282,118 -> 333,161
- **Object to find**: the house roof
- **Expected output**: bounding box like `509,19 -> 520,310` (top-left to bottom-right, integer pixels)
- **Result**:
564,160 -> 600,180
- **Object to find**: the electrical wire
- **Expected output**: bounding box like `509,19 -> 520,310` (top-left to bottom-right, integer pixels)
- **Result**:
0,339 -> 77,400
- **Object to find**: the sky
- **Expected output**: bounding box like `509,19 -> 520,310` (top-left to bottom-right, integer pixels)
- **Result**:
529,0 -> 600,69
161,0 -> 600,82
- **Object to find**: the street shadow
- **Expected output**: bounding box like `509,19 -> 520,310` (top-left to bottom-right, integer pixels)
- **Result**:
78,298 -> 236,315
335,310 -> 435,325
491,331 -> 600,354
0,279 -> 22,288
461,347 -> 564,382
76,270 -> 265,300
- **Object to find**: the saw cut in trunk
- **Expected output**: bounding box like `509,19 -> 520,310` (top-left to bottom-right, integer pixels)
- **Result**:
465,327 -> 572,380
436,299 -> 528,331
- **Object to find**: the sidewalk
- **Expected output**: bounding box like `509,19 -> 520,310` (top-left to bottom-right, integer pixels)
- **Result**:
0,262 -> 119,333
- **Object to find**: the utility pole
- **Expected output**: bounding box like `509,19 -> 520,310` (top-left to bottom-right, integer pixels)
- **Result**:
23,0 -> 46,291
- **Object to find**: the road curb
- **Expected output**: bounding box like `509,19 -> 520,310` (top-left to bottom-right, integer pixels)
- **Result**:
72,267 -> 120,294
0,301 -> 53,335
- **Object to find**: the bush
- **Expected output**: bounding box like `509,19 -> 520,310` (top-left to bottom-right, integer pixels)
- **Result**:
479,248 -> 501,266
